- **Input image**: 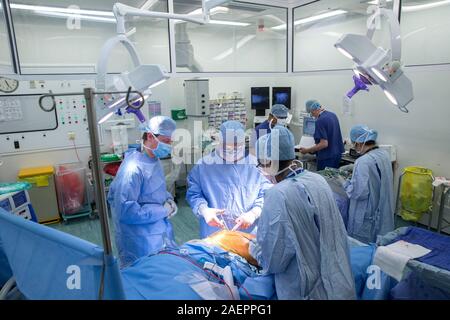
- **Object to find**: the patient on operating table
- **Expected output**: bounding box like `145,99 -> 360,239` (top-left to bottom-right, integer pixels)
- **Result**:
204,230 -> 259,266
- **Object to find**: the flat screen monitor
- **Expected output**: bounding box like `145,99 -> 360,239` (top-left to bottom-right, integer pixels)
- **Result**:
251,87 -> 270,110
303,116 -> 316,136
272,87 -> 291,109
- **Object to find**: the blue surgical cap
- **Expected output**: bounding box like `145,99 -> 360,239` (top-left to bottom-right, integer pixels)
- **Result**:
140,116 -> 176,137
220,120 -> 245,143
350,125 -> 378,143
256,125 -> 295,161
271,104 -> 289,118
305,100 -> 322,113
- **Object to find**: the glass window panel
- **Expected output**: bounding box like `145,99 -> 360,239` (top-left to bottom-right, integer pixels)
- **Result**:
10,0 -> 170,74
0,3 -> 14,74
401,0 -> 450,65
174,0 -> 287,72
293,0 -> 392,72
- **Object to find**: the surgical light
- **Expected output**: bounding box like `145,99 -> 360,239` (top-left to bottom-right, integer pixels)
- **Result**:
347,74 -> 371,99
96,0 -> 232,124
149,79 -> 167,89
96,34 -> 169,125
101,64 -> 168,124
334,5 -> 413,112
371,67 -> 388,82
384,90 -> 398,105
353,69 -> 363,77
336,47 -> 355,60
98,111 -> 115,125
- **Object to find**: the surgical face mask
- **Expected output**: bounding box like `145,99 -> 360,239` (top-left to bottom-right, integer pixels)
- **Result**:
276,118 -> 287,126
142,133 -> 172,159
257,164 -> 277,184
269,117 -> 287,129
222,145 -> 245,162
258,160 -> 303,183
352,132 -> 369,155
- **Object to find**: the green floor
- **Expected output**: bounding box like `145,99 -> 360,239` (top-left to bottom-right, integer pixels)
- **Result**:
50,187 -> 199,255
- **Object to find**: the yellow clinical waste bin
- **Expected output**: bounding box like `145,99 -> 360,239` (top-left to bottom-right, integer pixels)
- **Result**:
18,166 -> 60,224
399,166 -> 434,222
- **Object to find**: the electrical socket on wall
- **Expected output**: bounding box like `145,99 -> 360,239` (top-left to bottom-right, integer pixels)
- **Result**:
68,132 -> 76,140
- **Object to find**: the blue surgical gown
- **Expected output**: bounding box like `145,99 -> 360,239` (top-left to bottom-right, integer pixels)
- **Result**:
107,151 -> 174,268
250,170 -> 356,300
186,151 -> 272,238
345,148 -> 394,244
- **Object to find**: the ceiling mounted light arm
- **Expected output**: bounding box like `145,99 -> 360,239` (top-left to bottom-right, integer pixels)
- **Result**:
113,0 -> 233,33
96,34 -> 141,91
96,1 -> 232,123
96,35 -> 155,125
175,23 -> 204,72
114,3 -> 204,34
366,6 -> 402,60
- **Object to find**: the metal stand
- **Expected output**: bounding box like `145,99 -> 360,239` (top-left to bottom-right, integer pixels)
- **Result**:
436,184 -> 450,234
84,88 -> 113,255
39,87 -> 144,299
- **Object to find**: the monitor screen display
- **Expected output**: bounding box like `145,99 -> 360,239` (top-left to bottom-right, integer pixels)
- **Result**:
251,87 -> 270,110
303,116 -> 316,136
272,87 -> 291,109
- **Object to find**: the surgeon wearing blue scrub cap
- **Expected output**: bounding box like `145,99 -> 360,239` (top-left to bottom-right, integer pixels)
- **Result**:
186,120 -> 272,238
251,126 -> 356,300
300,99 -> 345,171
108,116 -> 178,268
253,104 -> 290,142
344,125 -> 394,243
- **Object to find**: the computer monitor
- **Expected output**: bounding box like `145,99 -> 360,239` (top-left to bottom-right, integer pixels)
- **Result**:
303,116 -> 316,136
251,87 -> 270,116
272,87 -> 291,109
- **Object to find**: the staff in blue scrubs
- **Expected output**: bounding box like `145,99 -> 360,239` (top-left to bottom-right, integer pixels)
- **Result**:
186,121 -> 272,238
299,100 -> 344,171
344,125 -> 394,243
250,126 -> 356,300
250,104 -> 290,156
108,116 -> 178,268
254,104 -> 289,140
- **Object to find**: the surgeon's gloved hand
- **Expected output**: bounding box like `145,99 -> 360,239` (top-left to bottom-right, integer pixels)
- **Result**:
234,207 -> 261,230
199,204 -> 225,228
164,199 -> 178,219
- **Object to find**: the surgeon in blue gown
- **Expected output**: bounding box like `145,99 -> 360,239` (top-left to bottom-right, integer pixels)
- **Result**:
344,125 -> 394,244
186,121 -> 272,238
108,116 -> 178,268
250,126 -> 356,300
